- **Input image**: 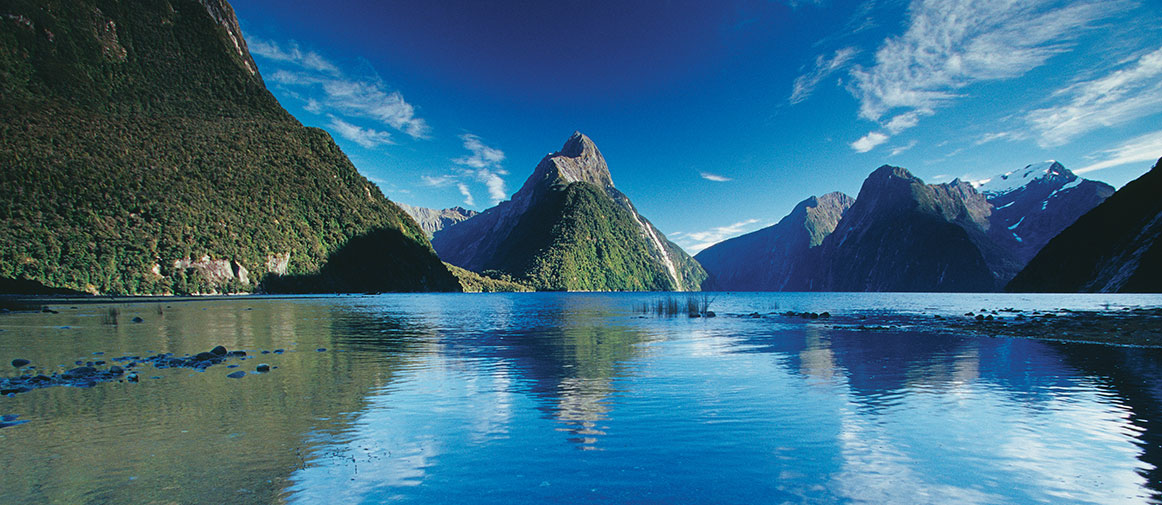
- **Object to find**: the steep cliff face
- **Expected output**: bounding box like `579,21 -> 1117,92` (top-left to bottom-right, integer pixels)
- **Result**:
432,132 -> 705,291
696,193 -> 853,291
0,0 -> 458,294
1009,158 -> 1162,293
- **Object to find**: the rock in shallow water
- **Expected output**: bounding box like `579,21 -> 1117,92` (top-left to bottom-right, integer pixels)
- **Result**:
226,371 -> 246,379
255,364 -> 270,373
63,366 -> 97,378
11,359 -> 29,368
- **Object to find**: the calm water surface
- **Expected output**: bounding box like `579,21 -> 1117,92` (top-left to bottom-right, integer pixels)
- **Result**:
1,293 -> 1161,504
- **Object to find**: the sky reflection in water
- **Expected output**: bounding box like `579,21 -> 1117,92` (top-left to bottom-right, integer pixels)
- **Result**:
281,293 -> 1162,505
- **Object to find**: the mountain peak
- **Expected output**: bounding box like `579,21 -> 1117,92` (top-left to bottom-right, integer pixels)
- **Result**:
513,132 -> 613,201
560,131 -> 597,158
973,160 -> 1076,197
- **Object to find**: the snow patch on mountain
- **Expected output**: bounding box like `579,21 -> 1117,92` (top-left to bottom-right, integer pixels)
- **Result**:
973,161 -> 1068,197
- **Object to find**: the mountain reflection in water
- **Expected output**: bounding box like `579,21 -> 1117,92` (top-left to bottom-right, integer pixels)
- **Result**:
1,293 -> 1160,504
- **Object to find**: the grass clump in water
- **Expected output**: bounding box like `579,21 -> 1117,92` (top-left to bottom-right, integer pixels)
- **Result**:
636,294 -> 716,318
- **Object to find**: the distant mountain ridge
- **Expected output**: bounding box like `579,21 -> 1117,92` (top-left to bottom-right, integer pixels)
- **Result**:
1009,158 -> 1162,293
433,132 -> 705,291
698,161 -> 1112,292
0,0 -> 457,294
696,193 -> 853,291
397,203 -> 478,237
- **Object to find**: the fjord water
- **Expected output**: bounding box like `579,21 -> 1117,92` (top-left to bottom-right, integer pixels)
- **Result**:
1,293 -> 1161,504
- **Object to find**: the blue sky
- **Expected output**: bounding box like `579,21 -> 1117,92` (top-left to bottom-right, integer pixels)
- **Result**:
235,0 -> 1162,254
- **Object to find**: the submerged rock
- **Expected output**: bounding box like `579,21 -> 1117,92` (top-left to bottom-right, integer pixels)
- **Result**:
226,371 -> 245,379
11,359 -> 29,368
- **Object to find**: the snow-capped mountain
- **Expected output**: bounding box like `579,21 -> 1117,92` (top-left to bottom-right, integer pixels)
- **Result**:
973,161 -> 1114,266
1010,157 -> 1162,293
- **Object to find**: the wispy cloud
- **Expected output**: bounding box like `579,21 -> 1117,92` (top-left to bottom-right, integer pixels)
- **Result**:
889,140 -> 918,157
845,0 -> 1120,152
326,115 -> 393,148
975,131 -> 1019,145
699,172 -> 732,182
452,134 -> 508,204
457,183 -> 475,207
455,134 -> 506,169
1027,47 -> 1162,147
250,35 -> 430,142
791,47 -> 858,104
675,219 -> 763,254
851,132 -> 889,153
1075,130 -> 1162,175
247,38 -> 339,74
421,175 -> 455,187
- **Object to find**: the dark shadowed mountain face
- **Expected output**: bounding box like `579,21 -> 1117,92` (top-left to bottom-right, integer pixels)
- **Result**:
814,165 -> 1000,292
0,0 -> 457,294
976,161 -> 1115,266
432,132 -> 706,291
397,203 -> 478,237
695,193 -> 853,291
1009,158 -> 1162,293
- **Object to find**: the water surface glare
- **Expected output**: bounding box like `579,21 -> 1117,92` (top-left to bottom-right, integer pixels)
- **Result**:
1,293 -> 1161,504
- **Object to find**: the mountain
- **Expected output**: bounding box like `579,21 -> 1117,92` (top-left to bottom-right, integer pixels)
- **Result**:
813,165 -> 1006,292
432,132 -> 706,291
1008,158 -> 1162,293
397,203 -> 478,237
695,193 -> 853,291
0,0 -> 458,294
974,161 -> 1114,266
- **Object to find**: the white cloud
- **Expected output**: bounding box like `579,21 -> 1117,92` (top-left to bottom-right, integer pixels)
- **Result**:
845,0 -> 1121,148
791,47 -> 859,104
326,116 -> 393,148
1075,130 -> 1162,175
975,131 -> 1020,145
252,37 -> 430,141
851,131 -> 889,153
452,134 -> 508,204
889,140 -> 918,157
421,175 -> 455,187
884,110 -> 928,134
247,37 -> 339,74
675,219 -> 763,254
457,183 -> 475,207
476,170 -> 507,203
1027,47 -> 1162,147
321,79 -> 430,139
699,172 -> 732,182
454,134 -> 506,169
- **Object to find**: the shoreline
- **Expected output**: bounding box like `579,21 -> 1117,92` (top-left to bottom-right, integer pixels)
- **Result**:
4,294 -> 1161,349
738,307 -> 1162,348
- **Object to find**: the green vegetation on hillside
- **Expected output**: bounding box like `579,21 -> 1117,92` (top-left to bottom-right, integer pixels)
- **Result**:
488,182 -> 703,291
444,263 -> 533,292
0,0 -> 457,294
